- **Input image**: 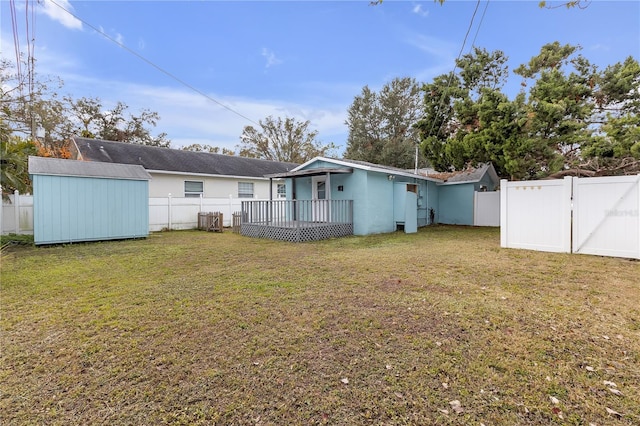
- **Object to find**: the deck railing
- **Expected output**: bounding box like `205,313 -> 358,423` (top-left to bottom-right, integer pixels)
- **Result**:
240,199 -> 353,227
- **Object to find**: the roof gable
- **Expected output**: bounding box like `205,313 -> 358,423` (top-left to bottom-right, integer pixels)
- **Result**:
434,163 -> 499,186
72,137 -> 298,178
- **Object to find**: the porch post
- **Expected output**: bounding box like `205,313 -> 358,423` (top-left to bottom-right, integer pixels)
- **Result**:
268,177 -> 273,224
292,178 -> 297,221
325,172 -> 331,222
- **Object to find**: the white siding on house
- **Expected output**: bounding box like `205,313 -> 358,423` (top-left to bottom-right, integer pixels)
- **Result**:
147,172 -> 283,199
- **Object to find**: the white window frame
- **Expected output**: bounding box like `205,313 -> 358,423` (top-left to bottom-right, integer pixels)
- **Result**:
184,180 -> 204,198
238,182 -> 254,198
276,183 -> 286,199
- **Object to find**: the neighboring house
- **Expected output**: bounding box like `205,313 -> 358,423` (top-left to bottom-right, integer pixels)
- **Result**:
241,157 -> 443,241
431,163 -> 500,226
71,137 -> 297,199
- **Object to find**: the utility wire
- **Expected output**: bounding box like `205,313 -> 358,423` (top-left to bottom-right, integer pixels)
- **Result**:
47,0 -> 261,127
470,0 -> 489,49
9,0 -> 23,94
425,0 -> 484,143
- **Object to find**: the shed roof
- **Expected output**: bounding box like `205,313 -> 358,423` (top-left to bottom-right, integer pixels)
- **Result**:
29,156 -> 151,180
73,137 -> 298,178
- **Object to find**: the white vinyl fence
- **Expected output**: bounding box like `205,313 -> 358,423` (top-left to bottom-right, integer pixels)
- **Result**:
473,191 -> 500,227
1,191 -> 34,235
501,175 -> 640,259
149,195 -> 244,231
1,193 -> 256,235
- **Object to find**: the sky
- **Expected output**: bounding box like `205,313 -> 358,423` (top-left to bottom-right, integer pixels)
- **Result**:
1,0 -> 639,155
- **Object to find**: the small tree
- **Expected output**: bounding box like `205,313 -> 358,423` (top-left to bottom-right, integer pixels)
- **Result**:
345,77 -> 425,169
238,116 -> 335,163
1,129 -> 37,197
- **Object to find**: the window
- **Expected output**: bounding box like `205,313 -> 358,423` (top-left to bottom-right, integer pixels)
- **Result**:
238,182 -> 254,198
277,183 -> 286,199
184,180 -> 203,198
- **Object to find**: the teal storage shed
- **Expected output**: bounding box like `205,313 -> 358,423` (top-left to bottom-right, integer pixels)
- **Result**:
29,156 -> 151,245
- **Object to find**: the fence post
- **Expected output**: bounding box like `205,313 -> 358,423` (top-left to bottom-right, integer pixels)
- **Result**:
14,190 -> 20,234
562,176 -> 573,253
500,179 -> 508,248
0,186 -> 3,235
168,193 -> 172,230
637,174 -> 640,260
473,191 -> 478,226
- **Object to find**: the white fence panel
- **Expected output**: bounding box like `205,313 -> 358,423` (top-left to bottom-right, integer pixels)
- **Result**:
572,175 -> 640,259
473,191 -> 500,227
500,177 -> 572,253
149,195 -> 246,232
1,191 -> 34,235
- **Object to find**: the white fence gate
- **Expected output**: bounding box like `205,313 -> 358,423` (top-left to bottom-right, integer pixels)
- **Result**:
572,175 -> 640,259
501,175 -> 640,259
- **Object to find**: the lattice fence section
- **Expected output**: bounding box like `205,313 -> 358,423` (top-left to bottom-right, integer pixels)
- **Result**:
241,223 -> 353,242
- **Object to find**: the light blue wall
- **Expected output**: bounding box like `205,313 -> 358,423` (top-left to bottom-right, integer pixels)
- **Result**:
290,161 -> 444,235
357,170 -> 395,235
33,175 -> 149,245
424,180 -> 439,226
437,183 -> 475,225
477,173 -> 498,191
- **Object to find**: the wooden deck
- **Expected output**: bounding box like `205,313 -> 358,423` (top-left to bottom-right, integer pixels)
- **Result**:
240,200 -> 353,242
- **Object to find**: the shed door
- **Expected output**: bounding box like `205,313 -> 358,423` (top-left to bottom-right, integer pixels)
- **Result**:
312,176 -> 328,222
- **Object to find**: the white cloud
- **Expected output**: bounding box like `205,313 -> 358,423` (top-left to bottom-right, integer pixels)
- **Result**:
403,33 -> 457,80
590,43 -> 610,52
56,74 -> 349,151
98,25 -> 124,46
412,3 -> 429,18
41,0 -> 82,30
261,48 -> 283,68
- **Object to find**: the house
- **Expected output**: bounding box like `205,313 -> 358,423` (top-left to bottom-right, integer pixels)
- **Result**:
240,157 -> 443,242
71,137 -> 298,199
29,156 -> 151,245
430,163 -> 500,226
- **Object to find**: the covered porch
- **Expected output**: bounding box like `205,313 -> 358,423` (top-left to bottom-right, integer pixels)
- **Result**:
240,199 -> 353,242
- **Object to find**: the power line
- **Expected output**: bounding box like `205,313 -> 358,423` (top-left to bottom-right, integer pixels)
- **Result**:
425,0 -> 486,144
47,0 -> 261,127
471,0 -> 490,49
9,0 -> 23,94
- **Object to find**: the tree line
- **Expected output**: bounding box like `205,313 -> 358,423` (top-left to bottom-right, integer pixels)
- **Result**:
346,43 -> 639,179
2,40 -> 639,197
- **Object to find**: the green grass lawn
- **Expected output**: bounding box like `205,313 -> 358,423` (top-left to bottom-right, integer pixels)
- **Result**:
1,226 -> 638,425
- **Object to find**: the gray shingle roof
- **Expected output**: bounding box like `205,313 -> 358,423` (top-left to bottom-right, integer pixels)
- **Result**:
436,163 -> 499,185
29,156 -> 151,180
72,137 -> 299,178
